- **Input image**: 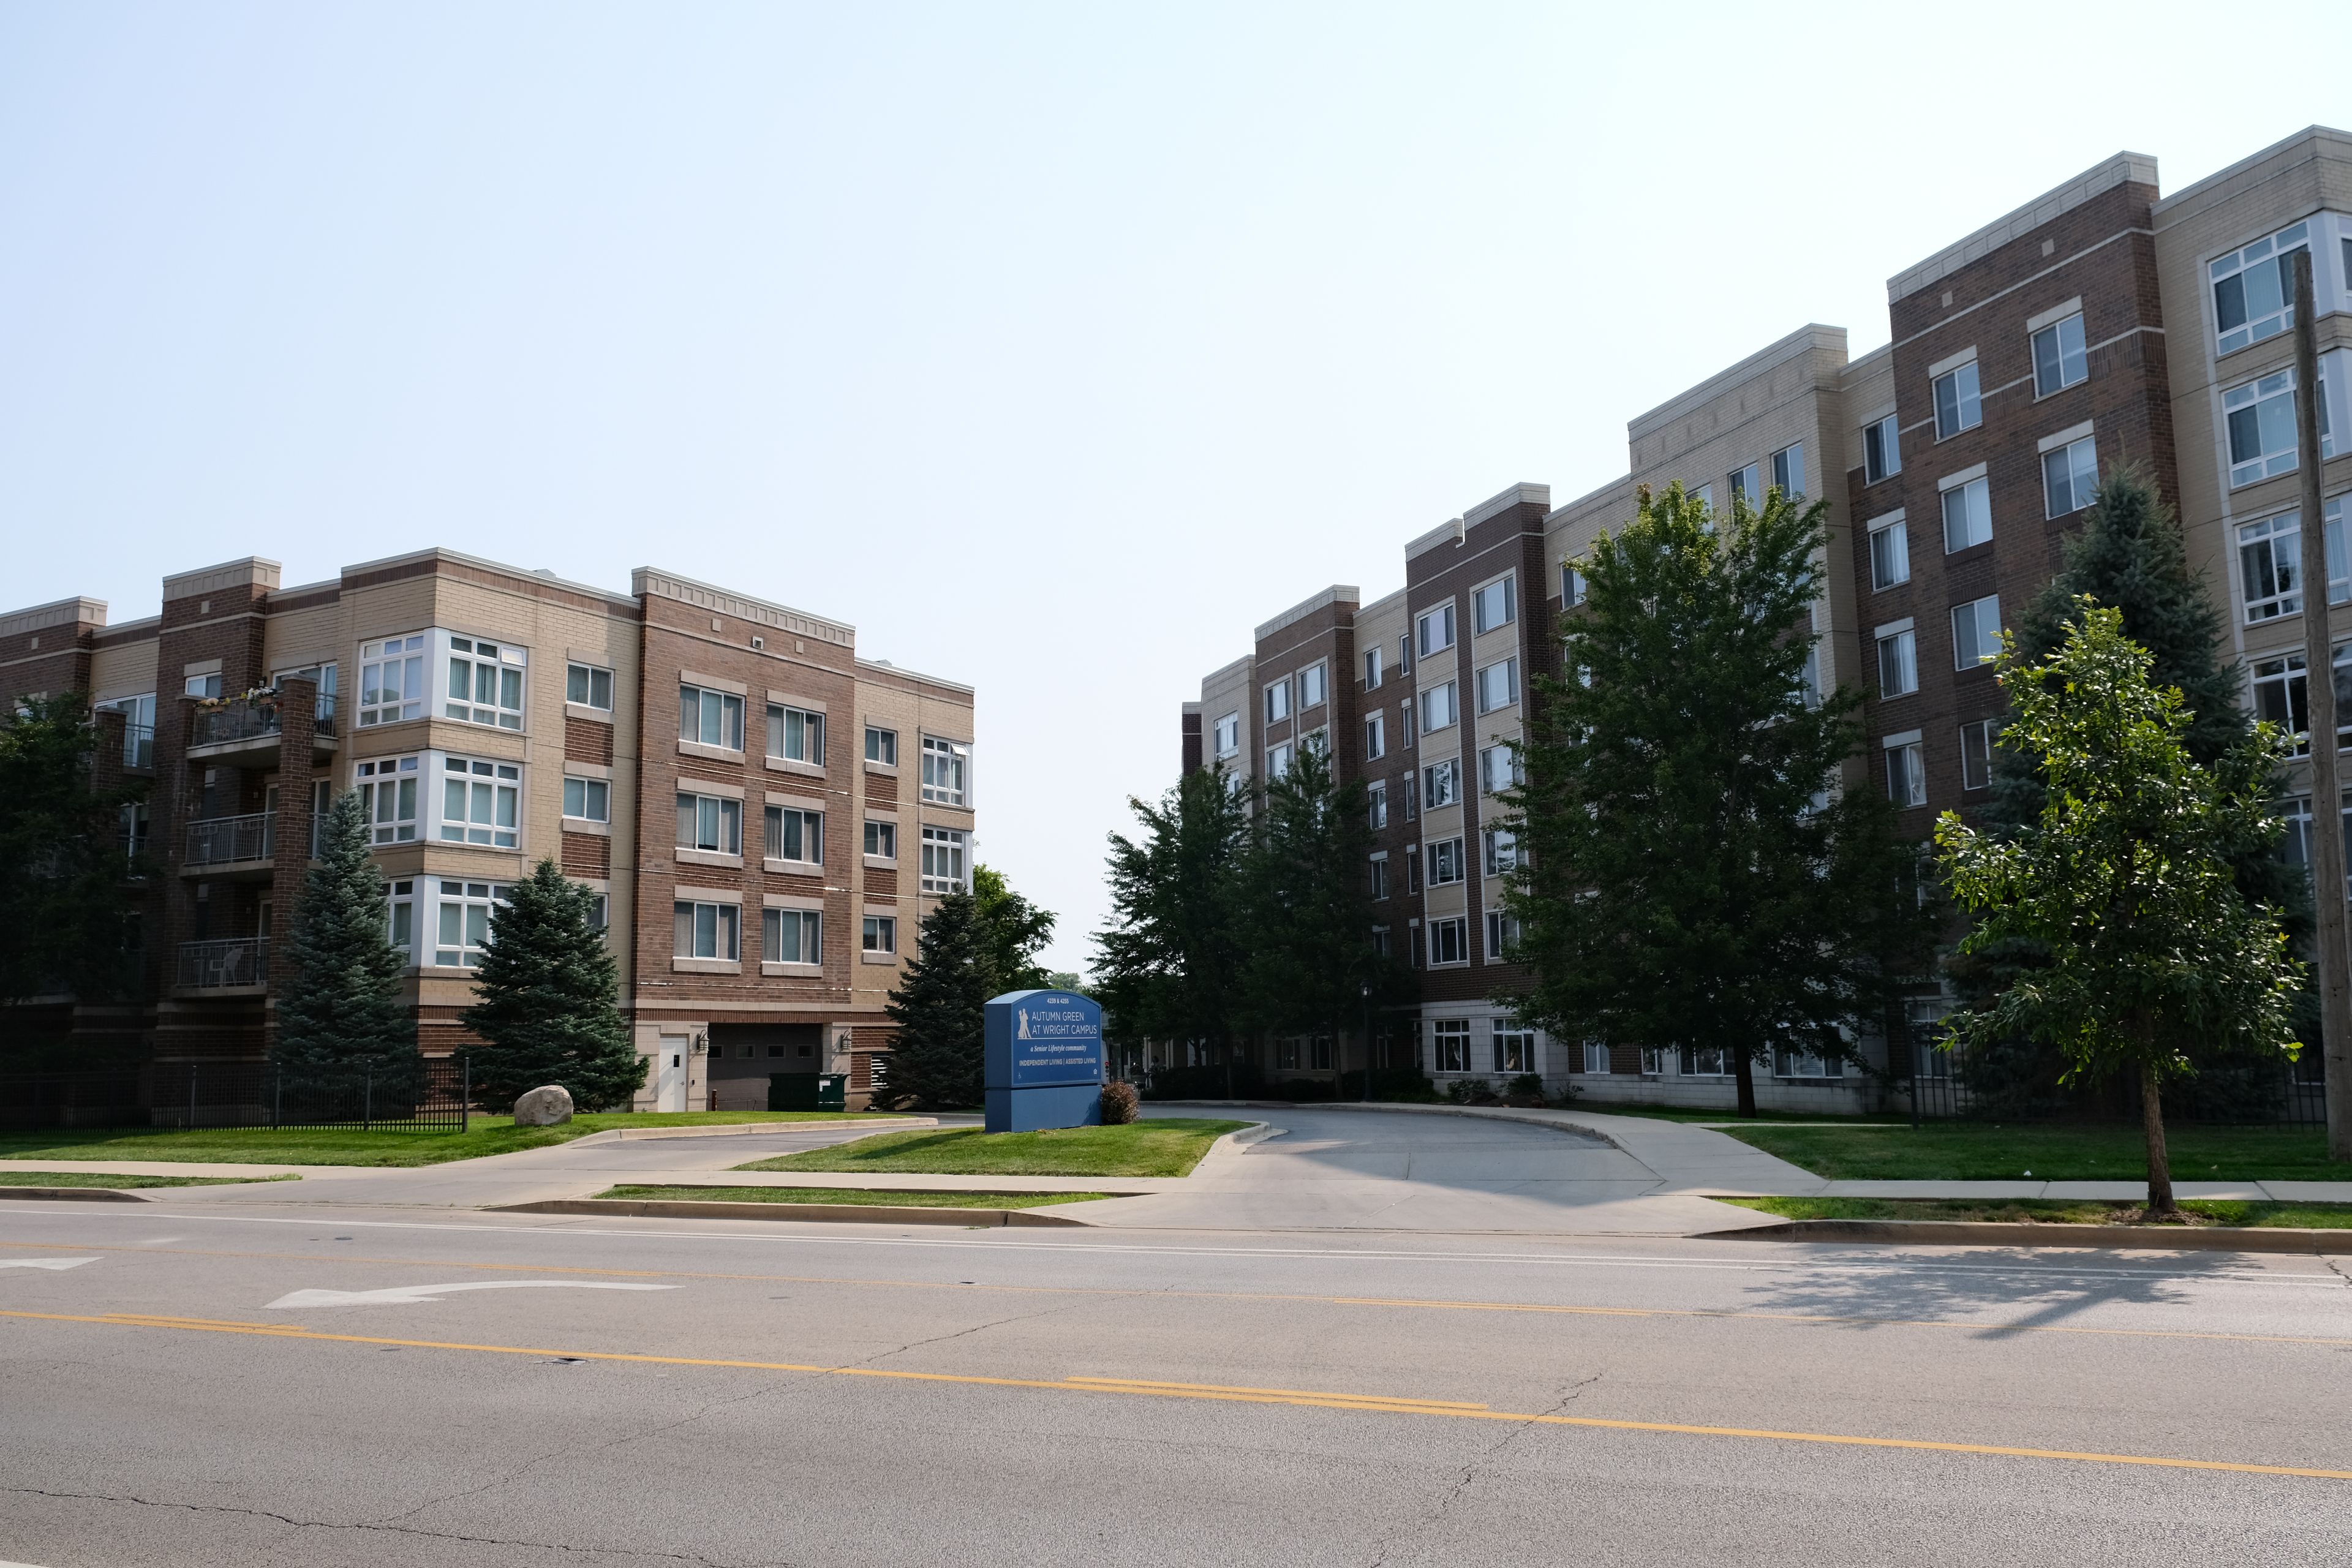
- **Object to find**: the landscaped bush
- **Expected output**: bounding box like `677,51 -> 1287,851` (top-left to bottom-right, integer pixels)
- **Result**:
1338,1067 -> 1441,1102
1099,1080 -> 1140,1124
1140,1060 -> 1265,1101
1273,1076 -> 1335,1102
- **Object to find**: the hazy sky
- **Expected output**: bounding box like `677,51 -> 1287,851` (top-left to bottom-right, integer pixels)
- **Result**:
6,3 -> 2349,970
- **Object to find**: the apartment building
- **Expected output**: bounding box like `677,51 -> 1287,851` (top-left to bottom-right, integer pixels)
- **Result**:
1184,125 -> 2352,1112
0,549 -> 976,1110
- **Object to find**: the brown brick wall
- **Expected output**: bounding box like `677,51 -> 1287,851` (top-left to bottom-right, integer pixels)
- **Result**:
561,829 -> 611,878
565,713 -> 614,765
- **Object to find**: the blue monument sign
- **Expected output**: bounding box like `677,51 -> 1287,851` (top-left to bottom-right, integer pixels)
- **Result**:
984,989 -> 1105,1134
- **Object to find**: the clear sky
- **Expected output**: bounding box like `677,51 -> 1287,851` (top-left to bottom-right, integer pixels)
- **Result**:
5,2 -> 2348,971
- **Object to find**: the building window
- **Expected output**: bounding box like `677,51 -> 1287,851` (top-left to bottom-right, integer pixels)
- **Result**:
2251,643 -> 2352,757
680,684 -> 745,750
2226,366 -> 2332,488
1479,743 -> 1521,796
2239,502 -> 2350,623
767,704 -> 824,765
565,662 -> 614,711
1369,854 -> 1390,900
2032,313 -> 2089,396
1493,1021 -> 1535,1071
1691,483 -> 1714,513
1951,595 -> 2002,670
1264,680 -> 1290,723
584,892 -> 607,932
1582,1040 -> 1611,1075
674,900 -> 740,961
1212,712 -> 1239,757
1298,662 -> 1327,710
762,907 -> 821,965
1562,563 -> 1587,606
1483,911 -> 1523,963
765,805 -> 823,864
1371,927 -> 1392,959
1426,837 -> 1465,887
1472,576 -> 1516,635
865,726 -> 899,766
921,736 -> 969,805
1728,462 -> 1761,506
1941,476 -> 1992,552
355,755 -> 420,845
1428,918 -> 1469,967
1367,779 -> 1387,829
1365,646 -> 1384,690
1863,416 -> 1901,484
1869,514 -> 1910,590
1959,718 -> 1994,791
1475,658 -> 1518,715
1771,442 -> 1805,498
2042,435 -> 2099,518
1482,827 -> 1517,875
1933,362 -> 1982,439
862,914 -> 896,954
1365,712 -> 1385,761
383,878 -> 415,960
864,820 -> 897,859
562,776 -> 609,824
432,880 -> 510,968
358,635 -> 426,727
2277,791 -> 2352,902
446,636 -> 526,730
2212,221 -> 2310,356
439,756 -> 520,847
1267,741 -> 1292,779
1429,1018 -> 1471,1071
1422,759 -> 1460,810
1877,627 -> 1918,697
1680,1044 -> 1734,1077
1883,737 -> 1926,807
920,825 -> 968,894
1420,680 -> 1458,734
677,791 -> 743,855
1416,603 -> 1455,658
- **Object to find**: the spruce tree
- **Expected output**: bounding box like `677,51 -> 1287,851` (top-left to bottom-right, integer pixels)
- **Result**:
459,858 -> 642,1111
0,692 -> 143,1014
970,864 -> 1058,994
879,889 -> 995,1110
274,790 -> 420,1082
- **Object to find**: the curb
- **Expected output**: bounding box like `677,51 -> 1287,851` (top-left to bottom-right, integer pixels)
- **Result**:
1158,1099 -> 1627,1153
494,1196 -> 1091,1227
1701,1217 -> 2352,1254
562,1117 -> 934,1147
0,1186 -> 151,1203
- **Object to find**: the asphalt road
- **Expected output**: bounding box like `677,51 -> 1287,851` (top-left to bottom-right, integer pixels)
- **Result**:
8,1203 -> 2352,1565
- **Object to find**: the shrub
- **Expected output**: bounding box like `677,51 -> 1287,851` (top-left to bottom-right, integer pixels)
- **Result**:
1100,1080 -> 1140,1124
1141,1060 -> 1265,1101
1274,1076 -> 1335,1102
1340,1066 -> 1440,1102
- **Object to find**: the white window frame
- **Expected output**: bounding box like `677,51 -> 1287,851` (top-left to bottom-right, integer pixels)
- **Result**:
1212,712 -> 1240,758
676,790 -> 743,856
2211,220 -> 2310,356
358,634 -> 427,728
2042,434 -> 2099,518
767,703 -> 825,766
764,804 -> 823,865
674,899 -> 741,962
1416,603 -> 1455,658
1266,741 -> 1292,780
761,907 -> 821,966
1582,1040 -> 1611,1076
865,725 -> 899,766
1420,680 -> 1458,734
1297,661 -> 1327,711
1933,361 -> 1982,439
864,819 -> 898,859
1940,473 -> 1992,552
1562,562 -> 1587,606
679,684 -> 745,752
1868,510 -> 1910,590
1951,595 -> 2001,671
443,634 -> 526,731
1959,718 -> 1994,791
1474,658 -> 1518,715
1264,679 -> 1291,723
1428,918 -> 1469,968
921,735 -> 970,805
1877,623 -> 1918,698
1367,778 -> 1387,829
1422,759 -> 1459,810
2251,641 -> 2352,758
1472,575 -> 1516,635
1426,836 -> 1465,887
1883,731 -> 1926,808
1364,712 -> 1385,761
1771,442 -> 1805,498
1428,1018 -> 1472,1072
438,755 -> 521,848
1863,415 -> 1901,484
919,824 -> 970,894
862,914 -> 897,955
432,878 -> 511,969
355,754 -> 421,845
1482,826 -> 1517,875
2225,360 -> 2337,489
565,662 -> 614,712
2031,312 -> 2089,397
562,775 -> 610,824
2239,500 -> 2351,624
385,878 -> 416,963
1479,742 -> 1521,796
1365,646 -> 1384,690
1484,913 -> 1522,966
1369,852 -> 1390,901
1728,462 -> 1762,507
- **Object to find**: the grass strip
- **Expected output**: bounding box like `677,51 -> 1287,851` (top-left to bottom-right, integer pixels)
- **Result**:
0,1170 -> 301,1189
0,1110 -> 897,1169
594,1184 -> 1109,1210
1718,1122 -> 2352,1183
1724,1196 -> 2352,1229
739,1118 -> 1250,1179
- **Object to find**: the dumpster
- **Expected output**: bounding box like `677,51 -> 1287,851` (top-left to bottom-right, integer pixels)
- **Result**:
768,1072 -> 847,1112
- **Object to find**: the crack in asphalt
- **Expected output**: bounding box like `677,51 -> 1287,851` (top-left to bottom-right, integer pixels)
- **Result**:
4,1484 -> 791,1566
1363,1374 -> 1603,1568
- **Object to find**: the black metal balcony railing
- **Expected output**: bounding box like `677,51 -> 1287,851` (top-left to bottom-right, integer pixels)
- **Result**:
122,723 -> 154,769
185,811 -> 274,867
190,692 -> 340,748
176,937 -> 269,990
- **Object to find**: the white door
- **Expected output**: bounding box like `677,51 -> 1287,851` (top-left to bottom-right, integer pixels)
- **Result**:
657,1036 -> 688,1112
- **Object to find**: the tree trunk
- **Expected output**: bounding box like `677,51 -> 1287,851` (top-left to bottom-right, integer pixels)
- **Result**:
2139,1061 -> 2174,1216
1732,1048 -> 1757,1119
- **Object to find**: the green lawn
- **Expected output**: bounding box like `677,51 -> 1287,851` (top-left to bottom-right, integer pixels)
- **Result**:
1721,1121 -> 2352,1182
0,1170 -> 301,1189
1725,1196 -> 2352,1229
0,1111 -> 897,1169
594,1184 -> 1109,1210
739,1118 -> 1251,1179
1585,1106 -> 1910,1126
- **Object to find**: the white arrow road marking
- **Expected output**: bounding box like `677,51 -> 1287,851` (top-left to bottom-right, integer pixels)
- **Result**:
266,1280 -> 675,1308
0,1258 -> 97,1272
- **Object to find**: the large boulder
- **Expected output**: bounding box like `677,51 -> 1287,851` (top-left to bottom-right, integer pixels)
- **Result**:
513,1085 -> 575,1126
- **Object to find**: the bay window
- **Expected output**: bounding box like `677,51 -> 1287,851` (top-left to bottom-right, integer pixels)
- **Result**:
445,636 -> 526,729
2212,221 -> 2309,355
2226,361 -> 2335,488
439,756 -> 520,848
921,736 -> 969,805
355,755 -> 420,844
2239,501 -> 2350,622
920,825 -> 969,894
2251,643 -> 2352,756
358,635 -> 426,727
432,880 -> 510,968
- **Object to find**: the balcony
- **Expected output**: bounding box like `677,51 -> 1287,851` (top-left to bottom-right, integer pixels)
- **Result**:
186,693 -> 340,766
183,811 -> 275,877
176,937 -> 269,992
121,723 -> 154,771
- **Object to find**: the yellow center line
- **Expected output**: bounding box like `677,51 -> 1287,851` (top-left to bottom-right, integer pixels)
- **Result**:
5,1307 -> 2346,1482
4,1238 -> 2348,1351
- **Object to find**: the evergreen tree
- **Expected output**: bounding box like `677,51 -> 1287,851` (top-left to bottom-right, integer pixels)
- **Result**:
1956,466 -> 2305,1112
459,858 -> 641,1110
274,790 -> 419,1080
971,863 -> 1058,994
879,889 -> 995,1109
1939,603 -> 2302,1213
1093,761 -> 1253,1090
1501,482 -> 1937,1117
0,693 -> 143,1013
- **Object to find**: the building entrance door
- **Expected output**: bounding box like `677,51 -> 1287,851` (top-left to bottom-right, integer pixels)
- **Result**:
657,1035 -> 690,1112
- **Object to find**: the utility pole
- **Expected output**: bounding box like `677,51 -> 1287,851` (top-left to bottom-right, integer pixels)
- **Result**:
2290,248 -> 2352,1161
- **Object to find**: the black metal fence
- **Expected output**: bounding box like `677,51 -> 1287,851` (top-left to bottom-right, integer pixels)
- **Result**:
1898,1043 -> 2326,1126
0,1059 -> 473,1133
